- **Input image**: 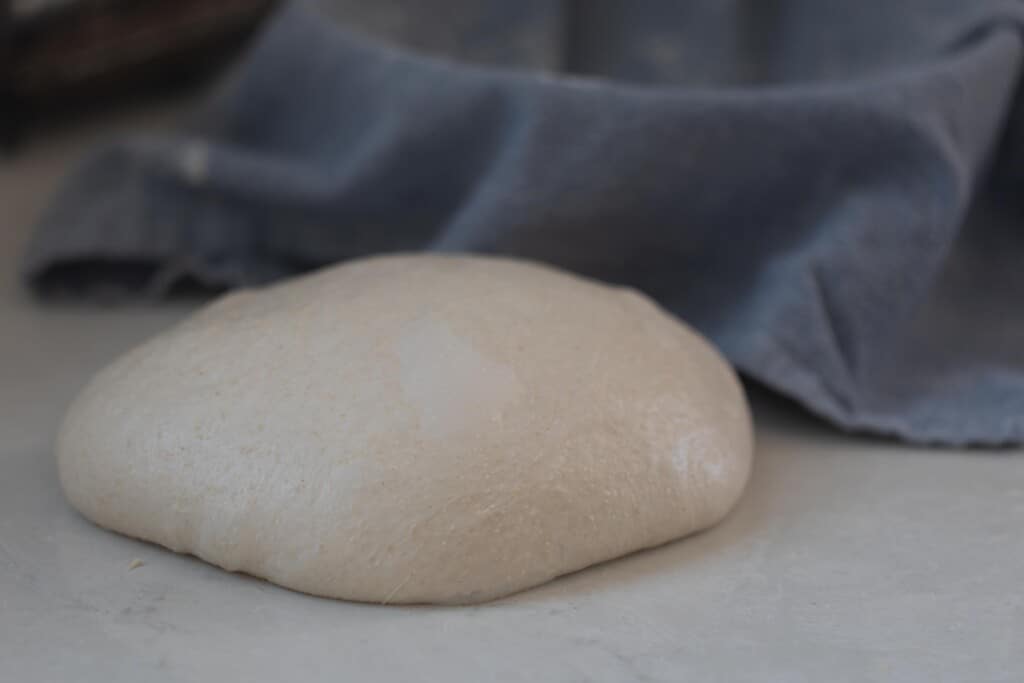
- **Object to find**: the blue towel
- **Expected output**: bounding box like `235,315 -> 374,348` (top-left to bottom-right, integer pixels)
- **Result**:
22,0 -> 1024,445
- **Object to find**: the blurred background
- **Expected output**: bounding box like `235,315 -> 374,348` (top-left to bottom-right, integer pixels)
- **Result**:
6,1 -> 1004,146
3,0 -> 1024,444
1,0 -> 278,147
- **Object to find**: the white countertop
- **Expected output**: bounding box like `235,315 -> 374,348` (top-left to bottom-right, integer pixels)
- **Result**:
2,103 -> 1023,683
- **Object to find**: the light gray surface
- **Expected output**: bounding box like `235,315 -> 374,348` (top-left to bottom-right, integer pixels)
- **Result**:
2,106 -> 1023,683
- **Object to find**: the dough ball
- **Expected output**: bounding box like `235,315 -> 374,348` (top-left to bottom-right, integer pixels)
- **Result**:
57,254 -> 753,604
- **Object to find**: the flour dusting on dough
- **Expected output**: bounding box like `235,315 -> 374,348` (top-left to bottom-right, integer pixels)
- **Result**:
397,316 -> 522,438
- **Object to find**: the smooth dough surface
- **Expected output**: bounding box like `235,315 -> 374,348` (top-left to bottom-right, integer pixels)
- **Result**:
57,254 -> 753,604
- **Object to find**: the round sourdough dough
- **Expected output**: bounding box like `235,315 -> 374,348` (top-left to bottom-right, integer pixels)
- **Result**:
57,254 -> 753,604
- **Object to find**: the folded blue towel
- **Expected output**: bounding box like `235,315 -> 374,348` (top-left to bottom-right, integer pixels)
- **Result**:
23,0 -> 1024,445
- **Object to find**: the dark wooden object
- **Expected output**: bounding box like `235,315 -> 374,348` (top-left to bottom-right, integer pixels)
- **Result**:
1,0 -> 276,148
